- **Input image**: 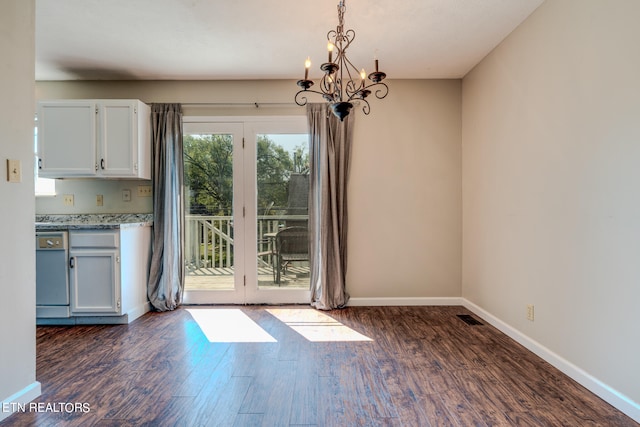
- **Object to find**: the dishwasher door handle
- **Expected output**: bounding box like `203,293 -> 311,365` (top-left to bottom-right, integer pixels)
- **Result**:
69,256 -> 75,269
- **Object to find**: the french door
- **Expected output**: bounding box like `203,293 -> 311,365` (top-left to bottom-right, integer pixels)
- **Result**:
182,117 -> 310,304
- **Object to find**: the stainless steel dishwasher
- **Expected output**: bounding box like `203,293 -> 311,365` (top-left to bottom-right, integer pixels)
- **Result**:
36,231 -> 70,318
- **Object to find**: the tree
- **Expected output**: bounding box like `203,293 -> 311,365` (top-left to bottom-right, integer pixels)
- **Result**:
292,144 -> 310,174
184,134 -> 309,216
257,135 -> 294,213
184,134 -> 233,215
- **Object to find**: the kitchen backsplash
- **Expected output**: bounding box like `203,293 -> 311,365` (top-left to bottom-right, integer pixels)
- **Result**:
36,179 -> 153,214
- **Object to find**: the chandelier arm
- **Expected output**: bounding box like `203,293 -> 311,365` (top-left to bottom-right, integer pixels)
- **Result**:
360,98 -> 371,115
295,88 -> 330,106
321,72 -> 340,102
358,81 -> 389,100
370,82 -> 389,100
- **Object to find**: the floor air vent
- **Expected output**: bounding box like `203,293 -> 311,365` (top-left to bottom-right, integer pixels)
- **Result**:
457,314 -> 483,325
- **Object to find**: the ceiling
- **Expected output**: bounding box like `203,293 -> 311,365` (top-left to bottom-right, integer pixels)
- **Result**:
35,0 -> 544,81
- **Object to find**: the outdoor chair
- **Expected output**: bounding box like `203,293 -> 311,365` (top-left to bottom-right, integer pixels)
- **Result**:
273,226 -> 309,285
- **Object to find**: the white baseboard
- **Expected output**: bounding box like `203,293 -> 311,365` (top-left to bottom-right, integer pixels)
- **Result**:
345,296 -> 639,423
347,297 -> 463,306
462,298 -> 640,424
127,301 -> 151,323
0,381 -> 41,422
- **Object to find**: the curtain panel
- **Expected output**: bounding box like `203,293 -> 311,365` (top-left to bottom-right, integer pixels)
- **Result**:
147,103 -> 185,311
307,104 -> 354,310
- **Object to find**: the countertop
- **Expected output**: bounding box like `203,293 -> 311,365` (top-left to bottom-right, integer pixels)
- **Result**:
35,213 -> 153,231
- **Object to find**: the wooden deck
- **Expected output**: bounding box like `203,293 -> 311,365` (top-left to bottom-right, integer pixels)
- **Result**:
185,265 -> 310,290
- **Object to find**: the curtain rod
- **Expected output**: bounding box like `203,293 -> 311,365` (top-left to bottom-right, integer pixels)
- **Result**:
181,102 -> 298,108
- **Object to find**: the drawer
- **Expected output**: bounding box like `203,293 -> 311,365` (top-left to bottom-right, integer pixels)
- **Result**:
70,231 -> 119,248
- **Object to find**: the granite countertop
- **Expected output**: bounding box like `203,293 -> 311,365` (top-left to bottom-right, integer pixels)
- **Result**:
35,213 -> 153,231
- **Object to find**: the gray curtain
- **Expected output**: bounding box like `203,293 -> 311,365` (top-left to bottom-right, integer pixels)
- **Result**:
147,103 -> 185,311
307,103 -> 355,310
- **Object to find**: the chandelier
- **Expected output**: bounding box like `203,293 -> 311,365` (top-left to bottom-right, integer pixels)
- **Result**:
294,0 -> 389,121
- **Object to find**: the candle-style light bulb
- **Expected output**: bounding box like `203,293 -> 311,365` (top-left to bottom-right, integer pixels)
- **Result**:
327,41 -> 334,63
360,68 -> 366,84
304,57 -> 311,80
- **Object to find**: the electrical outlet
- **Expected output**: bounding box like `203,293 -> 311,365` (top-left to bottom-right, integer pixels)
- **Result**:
6,159 -> 21,183
63,194 -> 74,206
122,189 -> 131,202
137,185 -> 152,197
527,304 -> 535,321
96,195 -> 104,206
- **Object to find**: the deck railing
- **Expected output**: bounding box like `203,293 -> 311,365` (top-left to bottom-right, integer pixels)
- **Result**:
185,214 -> 308,270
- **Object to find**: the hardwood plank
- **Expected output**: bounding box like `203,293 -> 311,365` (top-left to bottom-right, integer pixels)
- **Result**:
289,352 -> 318,425
202,376 -> 253,427
2,306 -> 637,427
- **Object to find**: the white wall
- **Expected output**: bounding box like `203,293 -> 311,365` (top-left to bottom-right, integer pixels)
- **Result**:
0,0 -> 40,421
36,79 -> 464,300
462,0 -> 640,414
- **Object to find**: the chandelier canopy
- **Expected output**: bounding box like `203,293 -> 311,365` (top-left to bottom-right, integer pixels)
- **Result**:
295,0 -> 389,121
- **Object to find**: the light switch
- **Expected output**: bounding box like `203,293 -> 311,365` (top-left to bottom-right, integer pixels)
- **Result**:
7,159 -> 21,183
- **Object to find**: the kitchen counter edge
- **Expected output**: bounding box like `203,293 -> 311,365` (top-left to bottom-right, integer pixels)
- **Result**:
36,221 -> 152,231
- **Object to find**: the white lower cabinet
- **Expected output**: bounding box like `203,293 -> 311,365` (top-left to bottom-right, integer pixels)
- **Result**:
70,248 -> 120,314
69,226 -> 150,322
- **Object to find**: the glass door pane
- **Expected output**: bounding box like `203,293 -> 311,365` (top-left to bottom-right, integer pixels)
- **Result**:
244,118 -> 311,304
256,133 -> 310,288
182,122 -> 245,304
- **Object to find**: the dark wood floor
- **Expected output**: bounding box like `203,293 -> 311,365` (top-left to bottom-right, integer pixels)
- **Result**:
3,306 -> 637,426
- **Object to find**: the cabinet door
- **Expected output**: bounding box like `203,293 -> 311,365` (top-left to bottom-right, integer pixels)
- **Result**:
98,101 -> 138,177
37,101 -> 97,177
69,249 -> 120,314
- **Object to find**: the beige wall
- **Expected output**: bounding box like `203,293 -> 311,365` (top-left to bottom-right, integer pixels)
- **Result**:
463,0 -> 640,408
349,80 -> 462,298
0,0 -> 39,418
36,79 -> 463,300
36,180 -> 153,214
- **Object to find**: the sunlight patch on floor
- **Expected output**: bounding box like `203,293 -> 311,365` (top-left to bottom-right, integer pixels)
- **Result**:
266,308 -> 373,342
186,309 -> 277,343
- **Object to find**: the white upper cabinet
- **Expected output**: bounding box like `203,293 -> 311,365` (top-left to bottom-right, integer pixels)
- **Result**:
37,100 -> 96,177
37,99 -> 151,179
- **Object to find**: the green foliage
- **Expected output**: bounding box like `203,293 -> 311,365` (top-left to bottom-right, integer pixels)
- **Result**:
184,134 -> 233,215
184,134 -> 309,216
257,136 -> 293,214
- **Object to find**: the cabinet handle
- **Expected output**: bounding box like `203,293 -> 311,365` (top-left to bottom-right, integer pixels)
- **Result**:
69,257 -> 75,268
38,158 -> 42,170
101,159 -> 105,169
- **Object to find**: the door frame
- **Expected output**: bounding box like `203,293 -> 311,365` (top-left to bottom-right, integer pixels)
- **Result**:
182,116 -> 311,305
